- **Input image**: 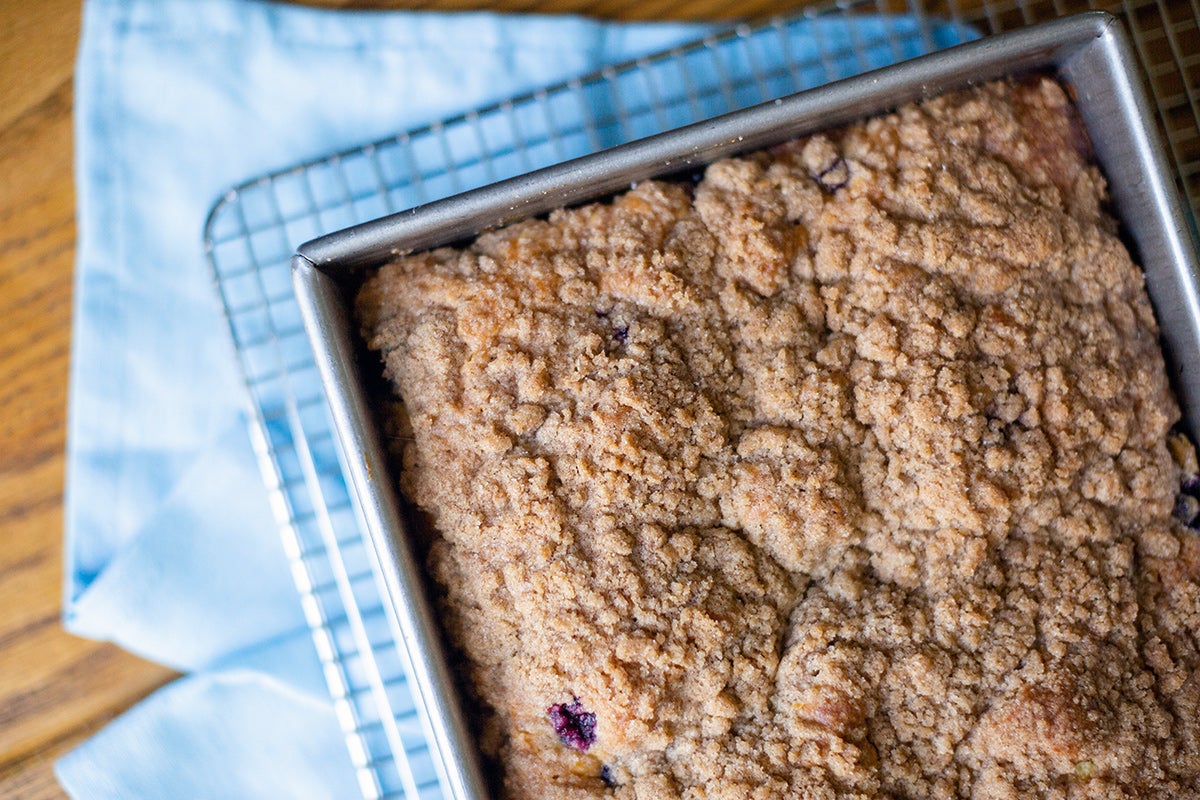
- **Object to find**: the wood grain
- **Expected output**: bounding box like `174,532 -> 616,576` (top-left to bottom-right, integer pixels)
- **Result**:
297,0 -> 820,18
0,3 -> 178,798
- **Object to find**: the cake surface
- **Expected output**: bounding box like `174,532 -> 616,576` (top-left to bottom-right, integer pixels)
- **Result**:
357,78 -> 1200,799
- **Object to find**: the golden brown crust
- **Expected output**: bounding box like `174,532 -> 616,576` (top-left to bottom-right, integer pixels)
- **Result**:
357,78 -> 1200,799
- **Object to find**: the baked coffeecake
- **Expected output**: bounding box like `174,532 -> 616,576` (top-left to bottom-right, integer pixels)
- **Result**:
357,77 -> 1200,799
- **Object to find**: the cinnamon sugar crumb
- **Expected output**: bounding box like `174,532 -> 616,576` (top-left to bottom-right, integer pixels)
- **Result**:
358,78 -> 1200,799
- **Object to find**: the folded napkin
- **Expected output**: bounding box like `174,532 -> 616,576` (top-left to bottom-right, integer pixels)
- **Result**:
59,2 -> 725,795
59,0 -> 974,796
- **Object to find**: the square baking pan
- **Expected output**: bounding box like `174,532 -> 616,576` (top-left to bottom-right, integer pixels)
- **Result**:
292,12 -> 1200,800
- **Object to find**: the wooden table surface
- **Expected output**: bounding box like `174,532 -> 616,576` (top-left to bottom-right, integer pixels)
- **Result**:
0,0 -> 824,797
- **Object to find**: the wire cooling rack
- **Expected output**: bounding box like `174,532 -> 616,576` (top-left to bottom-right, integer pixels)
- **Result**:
204,2 -> 1199,798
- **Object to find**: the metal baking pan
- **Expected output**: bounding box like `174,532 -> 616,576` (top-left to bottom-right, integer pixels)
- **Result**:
292,13 -> 1200,800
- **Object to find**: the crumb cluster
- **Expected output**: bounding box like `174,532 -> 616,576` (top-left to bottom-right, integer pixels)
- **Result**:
358,78 -> 1200,799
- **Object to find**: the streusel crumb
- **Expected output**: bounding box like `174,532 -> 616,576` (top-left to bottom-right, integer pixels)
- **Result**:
357,77 -> 1200,799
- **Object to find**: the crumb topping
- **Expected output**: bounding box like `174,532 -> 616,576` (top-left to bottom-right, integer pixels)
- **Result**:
357,78 -> 1200,799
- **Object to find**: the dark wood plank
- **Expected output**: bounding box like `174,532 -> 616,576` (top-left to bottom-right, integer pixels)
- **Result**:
0,5 -> 178,796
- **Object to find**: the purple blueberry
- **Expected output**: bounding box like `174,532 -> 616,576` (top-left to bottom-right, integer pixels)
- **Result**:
1174,493 -> 1200,527
815,157 -> 849,193
548,697 -> 597,751
1175,472 -> 1200,529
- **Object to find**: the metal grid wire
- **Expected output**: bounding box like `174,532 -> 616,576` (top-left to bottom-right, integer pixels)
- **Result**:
204,2 -> 1199,798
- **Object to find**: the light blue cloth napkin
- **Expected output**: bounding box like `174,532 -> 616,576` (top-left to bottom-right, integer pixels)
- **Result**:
59,2 -> 722,796
59,0 -> 975,796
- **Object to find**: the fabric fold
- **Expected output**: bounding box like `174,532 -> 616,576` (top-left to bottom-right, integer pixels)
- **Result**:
55,669 -> 361,800
63,1 -> 717,794
66,0 -> 713,664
